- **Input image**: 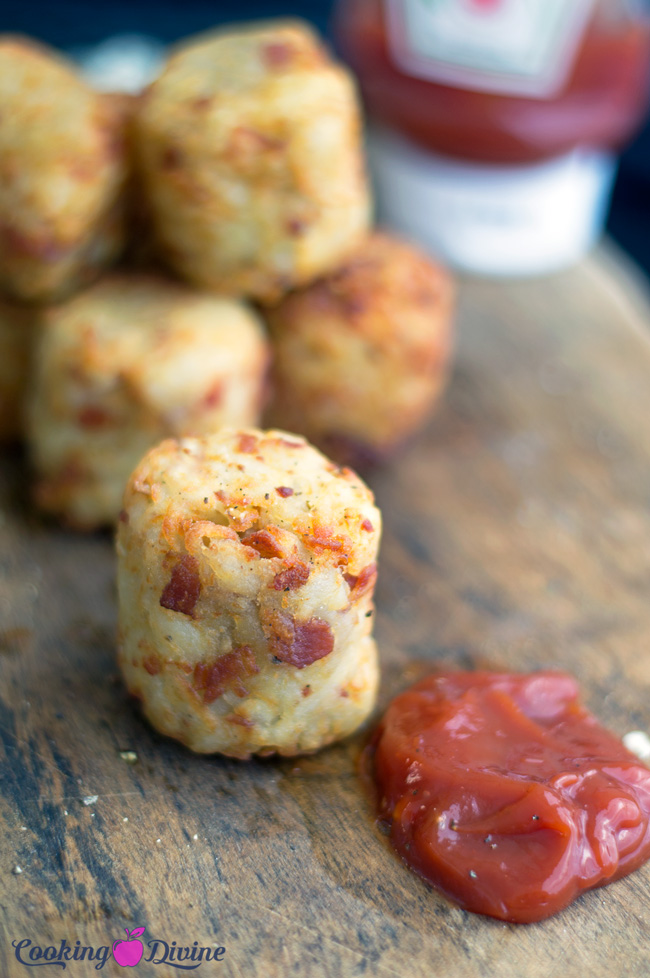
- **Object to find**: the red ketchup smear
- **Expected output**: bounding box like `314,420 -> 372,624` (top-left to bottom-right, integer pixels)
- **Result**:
373,671 -> 650,923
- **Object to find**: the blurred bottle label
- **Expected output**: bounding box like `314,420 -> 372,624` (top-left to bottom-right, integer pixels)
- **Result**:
385,0 -> 595,97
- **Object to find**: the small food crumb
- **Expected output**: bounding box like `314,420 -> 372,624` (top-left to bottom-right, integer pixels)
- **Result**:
469,870 -> 477,879
623,730 -> 650,761
119,750 -> 138,764
12,865 -> 22,875
193,833 -> 198,840
123,817 -> 129,822
20,826 -> 27,831
156,838 -> 162,843
64,810 -> 69,816
82,795 -> 98,806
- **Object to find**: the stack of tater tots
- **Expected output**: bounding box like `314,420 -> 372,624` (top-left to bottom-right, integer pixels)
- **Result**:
0,20 -> 453,530
0,20 -> 456,758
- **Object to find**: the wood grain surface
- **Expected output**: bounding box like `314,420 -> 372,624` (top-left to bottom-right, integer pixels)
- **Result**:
3,242 -> 650,978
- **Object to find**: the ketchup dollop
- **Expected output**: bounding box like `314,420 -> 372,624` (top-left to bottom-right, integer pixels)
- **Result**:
373,671 -> 650,923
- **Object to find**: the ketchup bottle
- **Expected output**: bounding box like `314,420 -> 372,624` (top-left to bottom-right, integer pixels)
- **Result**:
336,0 -> 650,275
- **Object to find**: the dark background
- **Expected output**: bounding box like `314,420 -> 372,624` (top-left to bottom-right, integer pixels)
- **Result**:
4,0 -> 649,278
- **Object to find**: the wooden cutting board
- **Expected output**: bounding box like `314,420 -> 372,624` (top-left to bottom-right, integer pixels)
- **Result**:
3,242 -> 650,978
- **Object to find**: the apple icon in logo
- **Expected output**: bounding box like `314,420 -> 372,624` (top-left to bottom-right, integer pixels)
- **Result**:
112,926 -> 145,967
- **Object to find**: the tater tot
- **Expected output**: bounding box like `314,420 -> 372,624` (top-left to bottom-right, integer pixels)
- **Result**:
116,428 -> 381,758
27,274 -> 269,529
265,232 -> 454,465
134,20 -> 370,300
0,37 -> 129,302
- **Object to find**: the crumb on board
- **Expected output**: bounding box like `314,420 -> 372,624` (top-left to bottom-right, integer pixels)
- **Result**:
82,795 -> 98,806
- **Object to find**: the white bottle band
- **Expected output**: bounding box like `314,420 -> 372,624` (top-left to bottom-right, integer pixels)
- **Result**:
368,127 -> 617,277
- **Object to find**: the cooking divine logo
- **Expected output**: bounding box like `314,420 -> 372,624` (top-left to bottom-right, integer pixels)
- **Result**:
12,926 -> 226,970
